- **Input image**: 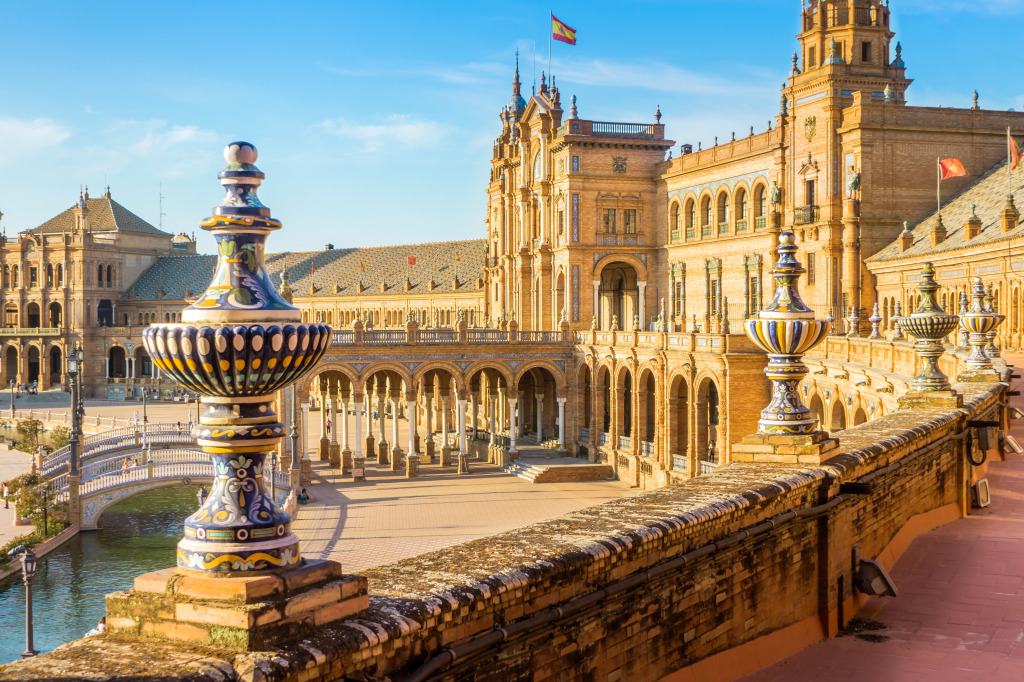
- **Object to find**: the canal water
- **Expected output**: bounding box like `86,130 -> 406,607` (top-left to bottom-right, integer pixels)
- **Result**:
0,486 -> 200,663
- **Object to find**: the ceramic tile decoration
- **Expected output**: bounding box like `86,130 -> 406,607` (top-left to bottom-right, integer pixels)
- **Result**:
895,263 -> 960,392
144,142 -> 331,572
744,232 -> 830,434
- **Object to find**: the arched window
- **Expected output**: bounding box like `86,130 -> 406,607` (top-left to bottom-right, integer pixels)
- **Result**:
717,191 -> 730,231
735,187 -> 747,221
98,265 -> 104,287
700,196 -> 711,228
685,199 -> 695,238
671,203 -> 680,239
2,266 -> 8,289
12,266 -> 18,287
533,151 -> 542,181
107,265 -> 113,288
56,264 -> 63,286
754,184 -> 767,217
46,264 -> 53,287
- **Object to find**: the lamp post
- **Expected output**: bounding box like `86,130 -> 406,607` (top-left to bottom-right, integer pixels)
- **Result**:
7,546 -> 39,658
75,346 -> 84,422
9,379 -> 14,420
67,345 -> 80,478
142,387 -> 149,425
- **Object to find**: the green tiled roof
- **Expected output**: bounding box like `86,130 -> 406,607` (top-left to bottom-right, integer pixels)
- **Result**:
123,238 -> 487,302
29,196 -> 169,236
868,157 -> 1024,263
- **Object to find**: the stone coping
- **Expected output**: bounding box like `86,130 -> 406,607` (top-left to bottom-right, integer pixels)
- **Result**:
0,381 -> 1006,681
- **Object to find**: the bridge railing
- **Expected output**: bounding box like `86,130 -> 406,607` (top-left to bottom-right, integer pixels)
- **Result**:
41,423 -> 192,477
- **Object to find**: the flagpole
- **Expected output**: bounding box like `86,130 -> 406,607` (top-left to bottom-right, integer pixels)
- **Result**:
937,157 -> 941,215
1009,126 -> 1013,198
548,10 -> 552,86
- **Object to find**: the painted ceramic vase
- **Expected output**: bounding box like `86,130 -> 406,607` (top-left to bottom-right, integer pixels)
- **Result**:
143,142 -> 330,573
744,232 -> 830,435
958,277 -> 1003,370
895,263 -> 959,392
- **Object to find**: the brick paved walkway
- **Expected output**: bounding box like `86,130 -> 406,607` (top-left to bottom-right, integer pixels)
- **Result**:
291,458 -> 633,573
742,356 -> 1024,682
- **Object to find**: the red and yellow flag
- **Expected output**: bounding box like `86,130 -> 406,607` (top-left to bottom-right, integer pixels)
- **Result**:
359,260 -> 365,273
552,15 -> 576,45
407,256 -> 416,266
939,158 -> 967,180
1011,134 -> 1023,171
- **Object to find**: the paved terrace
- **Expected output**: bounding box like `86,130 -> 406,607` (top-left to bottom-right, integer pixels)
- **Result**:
739,354 -> 1024,682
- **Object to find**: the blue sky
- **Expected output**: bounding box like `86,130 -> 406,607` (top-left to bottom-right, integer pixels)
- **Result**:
1,0 -> 1022,255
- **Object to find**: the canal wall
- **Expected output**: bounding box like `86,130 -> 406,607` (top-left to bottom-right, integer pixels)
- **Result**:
0,525 -> 78,583
0,377 -> 1007,681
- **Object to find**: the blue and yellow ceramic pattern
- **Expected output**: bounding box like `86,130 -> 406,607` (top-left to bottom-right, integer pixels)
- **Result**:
744,232 -> 830,434
142,142 -> 330,573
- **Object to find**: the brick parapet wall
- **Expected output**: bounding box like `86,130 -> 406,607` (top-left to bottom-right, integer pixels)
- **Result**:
3,378 -> 1006,681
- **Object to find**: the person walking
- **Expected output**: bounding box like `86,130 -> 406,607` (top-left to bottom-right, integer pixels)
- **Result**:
3,482 -> 8,509
326,417 -> 332,437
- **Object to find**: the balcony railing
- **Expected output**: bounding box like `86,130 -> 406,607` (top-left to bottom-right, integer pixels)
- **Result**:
418,330 -> 459,344
718,221 -> 729,234
580,428 -> 590,441
600,432 -> 609,445
686,228 -> 695,239
671,230 -> 680,241
700,461 -> 717,475
672,454 -> 687,471
332,330 -> 355,345
591,121 -> 659,138
641,441 -> 654,456
467,330 -> 506,343
735,219 -> 747,233
618,435 -> 632,451
701,224 -> 712,236
754,216 -> 767,229
0,327 -> 61,335
364,330 -> 406,345
794,205 -> 818,225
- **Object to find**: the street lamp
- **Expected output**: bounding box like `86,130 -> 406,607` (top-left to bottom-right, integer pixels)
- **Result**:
7,546 -> 39,658
67,345 -> 80,477
9,379 -> 14,421
142,387 -> 149,425
75,346 -> 84,422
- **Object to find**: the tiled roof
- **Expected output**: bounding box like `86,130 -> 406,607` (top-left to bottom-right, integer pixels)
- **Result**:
28,196 -> 169,236
123,239 -> 487,302
868,157 -> 1024,263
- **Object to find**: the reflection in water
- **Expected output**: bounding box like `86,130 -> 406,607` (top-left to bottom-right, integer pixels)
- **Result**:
0,486 -> 198,663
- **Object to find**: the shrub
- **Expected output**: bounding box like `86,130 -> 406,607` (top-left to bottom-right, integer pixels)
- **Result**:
49,426 -> 70,451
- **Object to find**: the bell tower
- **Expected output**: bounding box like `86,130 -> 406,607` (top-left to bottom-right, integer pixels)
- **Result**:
794,0 -> 911,102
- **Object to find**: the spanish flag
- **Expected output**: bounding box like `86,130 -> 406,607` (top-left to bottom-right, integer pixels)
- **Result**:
552,15 -> 576,45
1010,128 -> 1023,171
939,158 -> 967,180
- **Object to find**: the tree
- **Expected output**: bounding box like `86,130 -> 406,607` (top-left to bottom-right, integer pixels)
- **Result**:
49,425 -> 70,450
15,419 -> 43,449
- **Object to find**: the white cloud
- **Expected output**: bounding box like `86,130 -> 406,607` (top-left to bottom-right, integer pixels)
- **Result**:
318,114 -> 453,153
82,119 -> 219,179
0,116 -> 70,164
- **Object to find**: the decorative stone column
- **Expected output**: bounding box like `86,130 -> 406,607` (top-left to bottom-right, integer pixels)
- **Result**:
439,394 -> 452,466
457,397 -> 469,473
734,232 -> 837,465
535,393 -> 544,443
508,394 -> 519,456
958,277 -> 1004,382
340,388 -> 352,473
895,263 -> 961,406
328,385 -> 340,469
318,386 -> 329,460
113,142 -> 367,652
390,389 -> 403,465
557,397 -> 567,454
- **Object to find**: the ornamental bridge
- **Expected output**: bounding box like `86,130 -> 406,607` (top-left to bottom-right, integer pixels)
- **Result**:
36,423 -> 290,530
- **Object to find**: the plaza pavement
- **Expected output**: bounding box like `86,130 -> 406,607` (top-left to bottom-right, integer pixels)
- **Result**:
290,457 -> 634,573
742,354 -> 1024,682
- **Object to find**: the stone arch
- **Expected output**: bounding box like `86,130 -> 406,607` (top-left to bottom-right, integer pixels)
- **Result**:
577,362 -> 593,432
463,360 -> 514,390
733,182 -> 749,224
752,181 -> 768,220
698,191 -> 713,229
48,344 -> 62,385
3,345 -> 18,384
667,371 -> 690,467
596,363 -> 613,434
808,392 -> 825,429
513,359 -> 566,395
830,399 -> 847,431
515,365 -> 561,442
554,269 -> 567,325
25,302 -> 41,328
715,187 -> 731,227
695,372 -> 722,465
853,407 -> 867,426
413,361 -> 467,396
683,194 -> 697,235
636,366 -> 658,448
107,345 -> 128,379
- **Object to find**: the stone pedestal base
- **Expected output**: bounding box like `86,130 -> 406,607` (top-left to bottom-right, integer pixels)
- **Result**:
318,437 -> 330,461
106,560 -> 367,652
425,440 -> 436,462
457,453 -> 469,474
390,447 -> 402,471
898,390 -> 964,410
300,458 -> 312,486
377,441 -> 389,464
365,435 -> 375,458
329,443 -> 341,469
440,446 -> 452,467
414,433 -> 421,453
351,457 -> 366,482
957,368 -> 1002,384
406,455 -> 419,478
342,447 -> 352,473
731,431 -> 840,466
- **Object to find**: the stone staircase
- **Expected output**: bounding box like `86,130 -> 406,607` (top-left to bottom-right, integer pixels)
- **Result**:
500,457 -> 614,484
